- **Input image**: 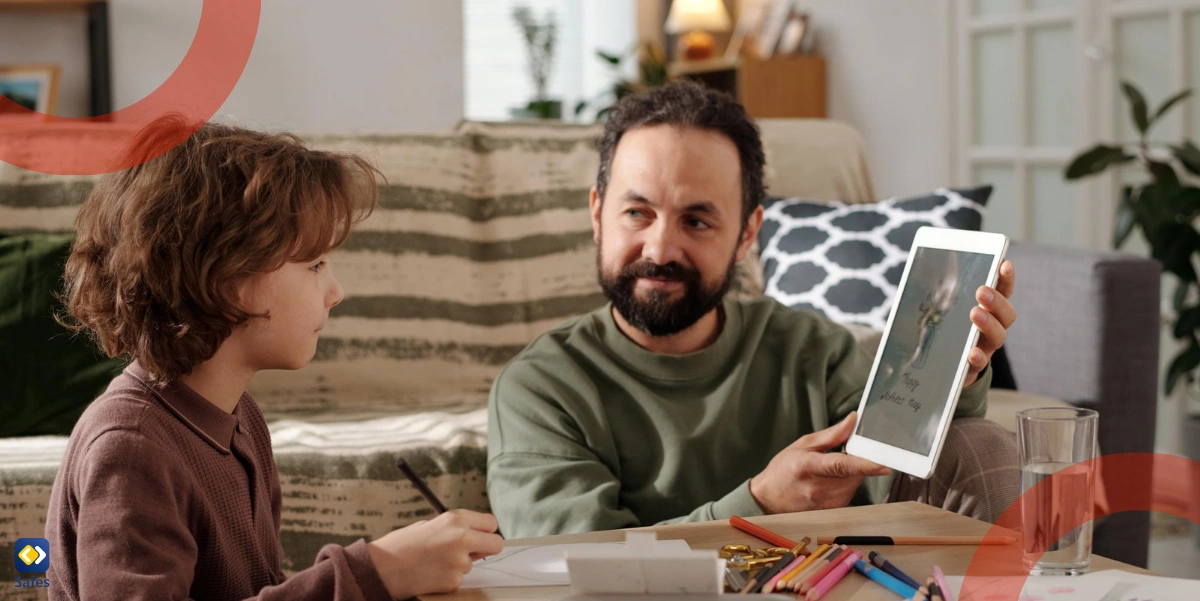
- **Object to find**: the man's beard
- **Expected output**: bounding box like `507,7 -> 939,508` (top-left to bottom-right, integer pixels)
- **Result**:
598,251 -> 736,337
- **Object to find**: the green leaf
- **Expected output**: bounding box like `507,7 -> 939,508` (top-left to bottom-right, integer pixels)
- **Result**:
1169,186 -> 1200,218
574,100 -> 589,116
1171,141 -> 1200,177
1064,145 -> 1135,180
1150,221 -> 1200,282
1122,81 -> 1151,136
1152,89 -> 1193,126
1175,279 -> 1191,312
1176,305 -> 1200,339
1113,189 -> 1137,249
597,50 -> 622,65
1148,160 -> 1182,189
1166,340 -> 1200,394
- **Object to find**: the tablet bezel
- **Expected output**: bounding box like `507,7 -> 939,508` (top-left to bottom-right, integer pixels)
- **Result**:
845,226 -> 1009,479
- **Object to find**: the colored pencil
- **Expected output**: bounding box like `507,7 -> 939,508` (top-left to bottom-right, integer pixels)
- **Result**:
932,565 -> 955,601
730,515 -> 797,548
789,545 -> 838,591
928,577 -> 944,601
869,550 -> 922,590
396,458 -> 447,514
748,546 -> 801,593
818,535 -> 1016,545
794,546 -> 844,593
762,553 -> 807,593
779,543 -> 829,588
805,550 -> 860,601
800,546 -> 851,594
853,559 -> 919,599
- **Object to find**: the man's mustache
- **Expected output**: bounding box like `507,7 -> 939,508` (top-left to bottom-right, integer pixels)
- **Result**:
621,261 -> 697,281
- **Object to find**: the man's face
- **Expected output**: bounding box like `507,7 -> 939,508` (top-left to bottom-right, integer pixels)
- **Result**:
591,124 -> 762,337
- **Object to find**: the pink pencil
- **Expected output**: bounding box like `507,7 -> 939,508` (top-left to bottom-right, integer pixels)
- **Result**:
805,550 -> 861,601
762,553 -> 808,593
932,565 -> 955,601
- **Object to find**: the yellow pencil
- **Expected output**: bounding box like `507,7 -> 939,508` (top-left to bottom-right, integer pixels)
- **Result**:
778,543 -> 829,587
788,545 -> 841,591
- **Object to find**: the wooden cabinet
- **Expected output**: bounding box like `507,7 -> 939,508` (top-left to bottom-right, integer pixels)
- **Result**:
669,54 -> 826,119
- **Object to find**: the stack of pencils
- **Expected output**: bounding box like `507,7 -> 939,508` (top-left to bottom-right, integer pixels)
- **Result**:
727,517 -> 983,599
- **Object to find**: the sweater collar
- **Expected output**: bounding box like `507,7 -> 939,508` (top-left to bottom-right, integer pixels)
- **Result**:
125,361 -> 241,454
593,298 -> 743,382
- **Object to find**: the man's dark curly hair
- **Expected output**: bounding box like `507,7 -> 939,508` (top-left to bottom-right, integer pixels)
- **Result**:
595,80 -> 766,224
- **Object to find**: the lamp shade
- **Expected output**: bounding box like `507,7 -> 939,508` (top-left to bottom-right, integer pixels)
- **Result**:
665,0 -> 732,34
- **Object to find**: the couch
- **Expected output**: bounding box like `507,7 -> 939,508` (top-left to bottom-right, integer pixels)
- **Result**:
0,118 -> 1159,600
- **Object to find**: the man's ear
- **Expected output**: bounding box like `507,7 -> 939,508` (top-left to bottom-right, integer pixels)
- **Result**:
735,205 -> 764,263
590,186 -> 602,245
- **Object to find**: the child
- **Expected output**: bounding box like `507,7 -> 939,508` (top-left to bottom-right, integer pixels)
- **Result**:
47,117 -> 503,601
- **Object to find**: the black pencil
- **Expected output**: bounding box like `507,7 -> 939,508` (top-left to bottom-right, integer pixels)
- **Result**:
396,457 -> 447,514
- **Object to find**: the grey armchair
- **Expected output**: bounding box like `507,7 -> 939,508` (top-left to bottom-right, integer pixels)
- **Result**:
1003,243 -> 1161,568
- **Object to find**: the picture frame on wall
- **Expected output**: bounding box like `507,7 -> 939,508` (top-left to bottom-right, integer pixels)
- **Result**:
725,3 -> 767,62
776,11 -> 810,55
753,0 -> 798,59
0,64 -> 60,122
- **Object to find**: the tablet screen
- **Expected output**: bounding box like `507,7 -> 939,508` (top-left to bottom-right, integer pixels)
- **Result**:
856,246 -> 995,456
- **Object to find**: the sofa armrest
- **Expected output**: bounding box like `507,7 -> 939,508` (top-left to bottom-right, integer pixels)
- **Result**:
1005,242 -> 1160,567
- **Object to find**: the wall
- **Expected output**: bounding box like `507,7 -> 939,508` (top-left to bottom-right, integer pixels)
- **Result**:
0,0 -> 465,133
634,0 -> 952,199
752,0 -> 953,198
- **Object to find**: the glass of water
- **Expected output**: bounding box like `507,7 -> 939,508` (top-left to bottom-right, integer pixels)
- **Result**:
1016,407 -> 1098,576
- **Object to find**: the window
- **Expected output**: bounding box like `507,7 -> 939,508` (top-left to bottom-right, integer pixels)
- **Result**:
463,0 -> 636,121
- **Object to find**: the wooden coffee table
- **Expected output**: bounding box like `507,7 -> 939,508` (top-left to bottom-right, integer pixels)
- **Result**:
426,501 -> 1147,600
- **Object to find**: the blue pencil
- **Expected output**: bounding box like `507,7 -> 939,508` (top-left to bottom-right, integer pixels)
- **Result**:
854,559 -> 919,599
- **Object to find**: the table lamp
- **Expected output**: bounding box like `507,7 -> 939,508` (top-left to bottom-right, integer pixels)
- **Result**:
665,0 -> 732,61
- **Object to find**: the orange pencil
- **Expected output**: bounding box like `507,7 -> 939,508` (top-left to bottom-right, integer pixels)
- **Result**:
816,536 -> 1016,545
730,515 -> 798,548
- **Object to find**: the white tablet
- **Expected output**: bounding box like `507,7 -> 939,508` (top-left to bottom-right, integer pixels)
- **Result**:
846,227 -> 1009,479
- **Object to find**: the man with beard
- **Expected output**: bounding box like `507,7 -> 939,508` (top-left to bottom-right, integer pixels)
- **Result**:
486,81 -> 1019,538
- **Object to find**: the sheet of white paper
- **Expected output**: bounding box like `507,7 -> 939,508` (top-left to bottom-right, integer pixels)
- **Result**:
944,570 -> 1200,601
460,540 -> 692,589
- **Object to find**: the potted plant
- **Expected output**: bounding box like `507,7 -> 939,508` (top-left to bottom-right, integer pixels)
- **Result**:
574,42 -> 670,121
511,5 -> 560,120
1064,81 -> 1200,482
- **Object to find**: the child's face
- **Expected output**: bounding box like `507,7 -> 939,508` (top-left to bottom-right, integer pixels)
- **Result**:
231,255 -> 343,371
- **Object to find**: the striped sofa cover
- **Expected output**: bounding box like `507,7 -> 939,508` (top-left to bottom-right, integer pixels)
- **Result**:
0,120 -> 764,599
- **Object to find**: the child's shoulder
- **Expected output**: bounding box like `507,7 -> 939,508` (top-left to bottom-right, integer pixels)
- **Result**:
67,370 -> 177,458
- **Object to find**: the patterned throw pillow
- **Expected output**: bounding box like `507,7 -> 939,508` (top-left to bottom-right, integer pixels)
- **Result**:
758,187 -> 992,330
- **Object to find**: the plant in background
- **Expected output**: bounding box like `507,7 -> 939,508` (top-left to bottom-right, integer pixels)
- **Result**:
512,5 -> 560,119
1065,81 -> 1200,393
574,42 -> 669,121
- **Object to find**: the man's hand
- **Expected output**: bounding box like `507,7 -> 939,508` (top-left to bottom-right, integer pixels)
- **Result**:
749,412 -> 891,515
964,260 -> 1017,387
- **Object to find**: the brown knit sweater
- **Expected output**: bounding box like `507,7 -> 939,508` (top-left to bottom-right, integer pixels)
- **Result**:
46,362 -> 393,601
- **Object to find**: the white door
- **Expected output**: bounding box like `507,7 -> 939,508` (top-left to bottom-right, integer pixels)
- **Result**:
952,0 -> 1200,455
953,0 -> 1200,251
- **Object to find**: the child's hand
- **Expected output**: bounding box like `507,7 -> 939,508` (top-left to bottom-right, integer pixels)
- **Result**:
366,509 -> 504,599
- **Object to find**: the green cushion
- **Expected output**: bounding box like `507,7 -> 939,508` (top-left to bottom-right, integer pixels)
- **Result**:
0,234 -> 126,437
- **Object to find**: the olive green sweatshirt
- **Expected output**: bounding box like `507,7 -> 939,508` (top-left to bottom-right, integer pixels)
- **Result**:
486,296 -> 990,538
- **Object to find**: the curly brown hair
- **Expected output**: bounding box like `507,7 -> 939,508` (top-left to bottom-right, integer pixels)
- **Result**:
595,80 -> 766,225
59,115 -> 379,384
